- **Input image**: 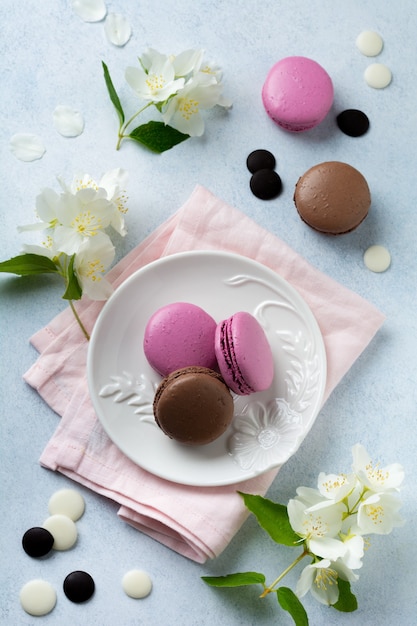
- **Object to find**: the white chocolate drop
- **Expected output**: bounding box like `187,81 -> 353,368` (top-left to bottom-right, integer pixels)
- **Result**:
19,579 -> 56,616
48,488 -> 85,521
364,63 -> 392,89
356,31 -> 384,56
364,245 -> 391,272
42,514 -> 78,550
122,569 -> 153,598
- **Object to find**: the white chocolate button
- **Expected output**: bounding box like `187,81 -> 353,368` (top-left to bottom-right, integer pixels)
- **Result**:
364,63 -> 392,88
364,245 -> 391,272
19,579 -> 57,616
42,514 -> 78,550
356,30 -> 384,56
48,489 -> 85,521
122,570 -> 153,598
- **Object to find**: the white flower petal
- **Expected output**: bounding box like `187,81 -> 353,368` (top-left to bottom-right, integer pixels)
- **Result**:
10,133 -> 45,162
104,13 -> 131,46
352,443 -> 405,491
71,0 -> 107,22
309,537 -> 347,561
53,105 -> 85,137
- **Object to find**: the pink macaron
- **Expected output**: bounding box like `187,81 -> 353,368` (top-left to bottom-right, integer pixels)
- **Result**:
143,302 -> 217,376
215,311 -> 274,395
262,56 -> 334,132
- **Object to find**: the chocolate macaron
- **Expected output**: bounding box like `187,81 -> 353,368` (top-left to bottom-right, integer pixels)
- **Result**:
153,367 -> 234,445
294,161 -> 371,234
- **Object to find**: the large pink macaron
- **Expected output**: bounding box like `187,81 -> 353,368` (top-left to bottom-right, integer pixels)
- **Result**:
143,302 -> 217,376
262,56 -> 334,132
215,311 -> 274,395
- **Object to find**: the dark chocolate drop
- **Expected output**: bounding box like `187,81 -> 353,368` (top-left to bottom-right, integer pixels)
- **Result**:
246,149 -> 276,173
22,527 -> 54,558
336,109 -> 369,137
63,571 -> 95,603
250,169 -> 282,200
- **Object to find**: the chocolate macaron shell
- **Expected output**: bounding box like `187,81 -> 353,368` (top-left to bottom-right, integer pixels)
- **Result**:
294,161 -> 371,234
153,367 -> 234,445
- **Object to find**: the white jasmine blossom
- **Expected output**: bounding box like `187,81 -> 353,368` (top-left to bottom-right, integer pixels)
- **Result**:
126,49 -> 185,102
288,497 -> 346,560
53,188 -> 114,255
353,491 -> 405,535
317,472 -> 356,503
296,558 -> 358,606
2,169 -> 128,340
104,47 -> 231,152
352,443 -> 404,492
162,72 -> 229,136
74,232 -> 115,300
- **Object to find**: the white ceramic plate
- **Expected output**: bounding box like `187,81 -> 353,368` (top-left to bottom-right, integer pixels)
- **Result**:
87,251 -> 326,486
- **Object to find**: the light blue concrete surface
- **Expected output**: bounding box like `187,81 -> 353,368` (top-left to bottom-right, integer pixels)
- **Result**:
1,1 -> 416,624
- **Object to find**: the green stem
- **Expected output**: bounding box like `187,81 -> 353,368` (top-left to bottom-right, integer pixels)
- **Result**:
343,486 -> 368,519
69,300 -> 90,341
116,102 -> 153,149
260,549 -> 309,598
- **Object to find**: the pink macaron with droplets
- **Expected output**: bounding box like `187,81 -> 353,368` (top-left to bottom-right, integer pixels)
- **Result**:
143,302 -> 217,376
262,56 -> 334,132
214,311 -> 274,395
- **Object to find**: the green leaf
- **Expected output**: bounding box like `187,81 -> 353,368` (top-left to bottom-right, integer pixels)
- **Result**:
102,61 -> 125,125
277,587 -> 309,626
128,121 -> 189,153
0,253 -> 58,276
332,579 -> 358,612
238,493 -> 301,546
62,254 -> 82,300
202,572 -> 266,588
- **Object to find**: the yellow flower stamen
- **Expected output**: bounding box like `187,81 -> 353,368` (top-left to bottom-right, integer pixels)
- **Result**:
366,504 -> 384,525
71,211 -> 101,236
365,462 -> 389,485
314,567 -> 338,591
179,98 -> 199,120
74,178 -> 98,192
302,514 -> 328,538
146,73 -> 165,92
84,259 -> 105,282
321,474 -> 348,494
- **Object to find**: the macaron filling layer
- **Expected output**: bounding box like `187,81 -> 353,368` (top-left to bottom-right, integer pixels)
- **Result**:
219,318 -> 254,394
215,312 -> 274,396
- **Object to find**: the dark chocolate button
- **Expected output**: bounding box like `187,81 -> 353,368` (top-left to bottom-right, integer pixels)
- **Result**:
246,149 -> 276,173
63,571 -> 95,603
336,109 -> 370,137
22,527 -> 54,558
249,169 -> 282,199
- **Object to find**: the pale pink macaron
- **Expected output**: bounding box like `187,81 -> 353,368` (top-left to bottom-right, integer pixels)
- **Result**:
262,56 -> 334,132
143,302 -> 217,376
215,311 -> 274,396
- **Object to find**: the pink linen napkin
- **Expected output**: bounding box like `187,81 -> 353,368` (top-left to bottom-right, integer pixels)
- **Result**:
24,185 -> 385,563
